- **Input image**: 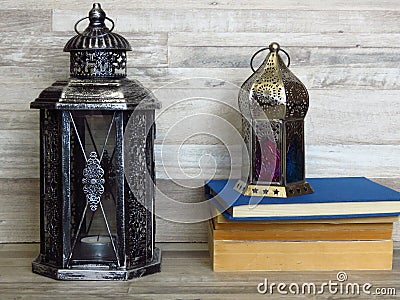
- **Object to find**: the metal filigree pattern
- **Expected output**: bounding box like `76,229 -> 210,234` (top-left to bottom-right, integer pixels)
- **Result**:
252,52 -> 285,107
238,78 -> 253,120
42,109 -> 63,265
240,117 -> 252,182
126,188 -> 148,265
124,112 -> 152,267
70,50 -> 127,78
239,46 -> 309,120
242,118 -> 250,145
82,152 -> 105,211
279,59 -> 309,118
145,119 -> 156,260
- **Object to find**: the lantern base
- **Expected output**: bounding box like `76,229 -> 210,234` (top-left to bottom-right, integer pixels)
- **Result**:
234,180 -> 313,198
32,247 -> 161,281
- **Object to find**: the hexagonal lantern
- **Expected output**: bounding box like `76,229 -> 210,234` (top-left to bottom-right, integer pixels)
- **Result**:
30,4 -> 161,280
235,42 -> 313,198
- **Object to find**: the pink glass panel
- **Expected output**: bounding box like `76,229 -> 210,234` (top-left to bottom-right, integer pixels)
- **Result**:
254,138 -> 280,183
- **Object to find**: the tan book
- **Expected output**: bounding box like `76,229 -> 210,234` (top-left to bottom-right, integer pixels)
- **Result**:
211,219 -> 393,241
215,210 -> 399,225
208,223 -> 393,271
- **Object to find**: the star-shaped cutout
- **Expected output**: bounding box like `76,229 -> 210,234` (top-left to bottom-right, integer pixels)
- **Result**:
263,189 -> 269,194
273,189 -> 279,195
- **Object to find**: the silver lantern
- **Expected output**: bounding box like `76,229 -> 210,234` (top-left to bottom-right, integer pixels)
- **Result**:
31,4 -> 161,280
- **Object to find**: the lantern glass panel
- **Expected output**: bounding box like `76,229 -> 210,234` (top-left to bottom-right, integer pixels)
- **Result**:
253,120 -> 282,184
68,111 -> 119,266
285,120 -> 305,183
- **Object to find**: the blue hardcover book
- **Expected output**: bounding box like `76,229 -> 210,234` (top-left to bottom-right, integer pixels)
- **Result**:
205,177 -> 400,221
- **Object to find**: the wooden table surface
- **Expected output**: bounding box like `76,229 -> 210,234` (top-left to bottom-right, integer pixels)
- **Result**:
0,243 -> 399,299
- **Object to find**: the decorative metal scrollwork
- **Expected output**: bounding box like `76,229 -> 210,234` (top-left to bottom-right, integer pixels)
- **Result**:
43,110 -> 63,264
82,152 -> 105,211
70,50 -> 127,78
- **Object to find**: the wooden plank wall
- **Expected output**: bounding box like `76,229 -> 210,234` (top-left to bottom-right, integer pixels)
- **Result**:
0,1 -> 399,243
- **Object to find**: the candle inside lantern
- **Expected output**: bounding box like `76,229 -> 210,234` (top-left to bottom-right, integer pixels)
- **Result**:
73,235 -> 116,261
81,235 -> 111,245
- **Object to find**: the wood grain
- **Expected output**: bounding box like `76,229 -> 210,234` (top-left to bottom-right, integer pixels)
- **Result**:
53,9 -> 400,33
0,131 -> 39,179
169,32 -> 400,47
168,46 -> 400,68
3,1 -> 400,10
0,10 -> 51,32
0,111 -> 38,130
306,145 -> 400,178
128,67 -> 400,90
0,243 -> 398,299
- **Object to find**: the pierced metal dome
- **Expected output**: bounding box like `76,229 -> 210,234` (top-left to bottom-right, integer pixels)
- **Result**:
64,3 -> 131,79
64,3 -> 131,52
238,42 -> 309,120
31,3 -> 160,108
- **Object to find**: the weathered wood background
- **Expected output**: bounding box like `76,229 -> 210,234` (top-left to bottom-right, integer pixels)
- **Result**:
0,0 -> 399,243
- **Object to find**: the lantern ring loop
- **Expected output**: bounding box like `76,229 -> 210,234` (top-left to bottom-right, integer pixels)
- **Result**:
74,16 -> 115,37
250,47 -> 291,72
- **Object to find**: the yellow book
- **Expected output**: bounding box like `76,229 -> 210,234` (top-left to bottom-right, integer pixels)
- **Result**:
211,218 -> 393,241
208,222 -> 393,271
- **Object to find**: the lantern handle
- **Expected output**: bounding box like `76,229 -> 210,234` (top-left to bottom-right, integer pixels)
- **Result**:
250,46 -> 291,73
74,16 -> 115,38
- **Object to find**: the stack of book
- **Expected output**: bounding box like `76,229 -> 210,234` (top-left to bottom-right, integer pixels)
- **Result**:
205,177 -> 400,272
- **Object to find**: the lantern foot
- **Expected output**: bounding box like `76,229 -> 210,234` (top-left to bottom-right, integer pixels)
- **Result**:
234,180 -> 314,198
32,247 -> 161,281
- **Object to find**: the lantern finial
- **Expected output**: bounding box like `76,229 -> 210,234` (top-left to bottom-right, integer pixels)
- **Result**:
88,3 -> 106,27
269,42 -> 280,52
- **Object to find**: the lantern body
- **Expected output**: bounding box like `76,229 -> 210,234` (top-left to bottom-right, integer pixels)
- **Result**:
235,43 -> 313,198
30,4 -> 161,280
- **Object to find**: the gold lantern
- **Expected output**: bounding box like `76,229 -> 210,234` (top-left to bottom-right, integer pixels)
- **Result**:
235,42 -> 313,198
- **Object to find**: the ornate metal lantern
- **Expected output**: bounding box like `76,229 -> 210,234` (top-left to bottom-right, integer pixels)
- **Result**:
235,42 -> 313,198
31,3 -> 161,280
